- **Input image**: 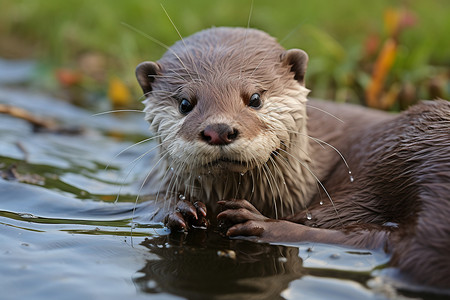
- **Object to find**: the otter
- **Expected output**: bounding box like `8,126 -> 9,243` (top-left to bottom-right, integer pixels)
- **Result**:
135,27 -> 450,288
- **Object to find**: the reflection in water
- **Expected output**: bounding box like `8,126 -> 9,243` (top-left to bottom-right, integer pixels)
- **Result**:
135,230 -> 304,300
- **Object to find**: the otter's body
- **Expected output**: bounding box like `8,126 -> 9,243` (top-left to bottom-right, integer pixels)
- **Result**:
136,27 -> 450,288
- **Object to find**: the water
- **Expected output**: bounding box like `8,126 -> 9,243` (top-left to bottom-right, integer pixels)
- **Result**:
0,61 -> 445,300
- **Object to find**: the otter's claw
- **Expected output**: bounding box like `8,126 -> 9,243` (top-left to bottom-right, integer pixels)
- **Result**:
165,200 -> 209,232
165,211 -> 187,231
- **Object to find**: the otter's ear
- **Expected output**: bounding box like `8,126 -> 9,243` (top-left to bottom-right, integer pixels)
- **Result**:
281,49 -> 308,85
135,61 -> 161,95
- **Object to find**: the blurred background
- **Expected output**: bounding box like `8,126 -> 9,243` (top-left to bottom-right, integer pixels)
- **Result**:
1,0 -> 449,111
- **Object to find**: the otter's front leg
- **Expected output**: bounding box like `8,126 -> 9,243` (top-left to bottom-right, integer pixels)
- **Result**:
217,199 -> 390,250
217,199 -> 313,242
165,200 -> 209,232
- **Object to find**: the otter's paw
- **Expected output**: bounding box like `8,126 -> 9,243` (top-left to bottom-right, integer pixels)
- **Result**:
217,199 -> 300,242
217,199 -> 268,237
164,200 -> 208,232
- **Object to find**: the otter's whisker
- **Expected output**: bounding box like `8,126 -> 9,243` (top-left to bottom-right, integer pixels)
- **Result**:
161,149 -> 196,210
266,156 -> 285,217
250,51 -> 271,79
151,74 -> 185,80
269,154 -> 293,215
271,148 -> 310,215
278,22 -> 307,46
91,109 -> 145,117
152,149 -> 172,202
258,112 -> 352,179
250,167 -> 256,202
105,135 -> 161,171
301,134 -> 351,171
162,162 -> 181,206
121,22 -> 196,83
278,148 -> 342,225
245,152 -> 259,202
305,104 -> 345,124
280,130 -> 352,177
130,148 -> 174,241
261,163 -> 278,219
238,0 -> 254,80
145,90 -> 177,98
233,171 -> 242,200
115,141 -> 166,204
160,4 -> 202,83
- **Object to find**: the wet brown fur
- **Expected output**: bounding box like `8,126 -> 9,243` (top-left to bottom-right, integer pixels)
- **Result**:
136,27 -> 450,288
298,100 -> 450,287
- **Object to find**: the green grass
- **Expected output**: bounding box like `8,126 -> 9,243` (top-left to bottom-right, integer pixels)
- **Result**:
1,0 -> 449,107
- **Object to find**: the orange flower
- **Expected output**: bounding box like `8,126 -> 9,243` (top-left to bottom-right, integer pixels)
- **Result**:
365,38 -> 397,109
108,77 -> 132,108
55,69 -> 82,87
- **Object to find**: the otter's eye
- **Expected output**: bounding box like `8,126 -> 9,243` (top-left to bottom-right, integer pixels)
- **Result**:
248,93 -> 262,109
179,99 -> 194,114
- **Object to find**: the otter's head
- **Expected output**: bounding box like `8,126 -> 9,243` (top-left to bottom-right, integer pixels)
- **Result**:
136,27 -> 309,177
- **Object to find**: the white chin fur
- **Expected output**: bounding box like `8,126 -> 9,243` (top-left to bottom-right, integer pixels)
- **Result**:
166,135 -> 278,175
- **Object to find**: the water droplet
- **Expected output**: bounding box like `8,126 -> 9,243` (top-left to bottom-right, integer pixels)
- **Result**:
382,222 -> 399,228
319,200 -> 324,205
278,257 -> 288,263
170,167 -> 174,171
306,212 -> 312,220
179,194 -> 186,200
330,253 -> 340,259
146,280 -> 157,289
240,172 -> 245,176
348,170 -> 354,182
217,250 -> 236,259
197,175 -> 202,180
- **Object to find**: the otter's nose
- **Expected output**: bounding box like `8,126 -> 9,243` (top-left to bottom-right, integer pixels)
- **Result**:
200,123 -> 238,145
